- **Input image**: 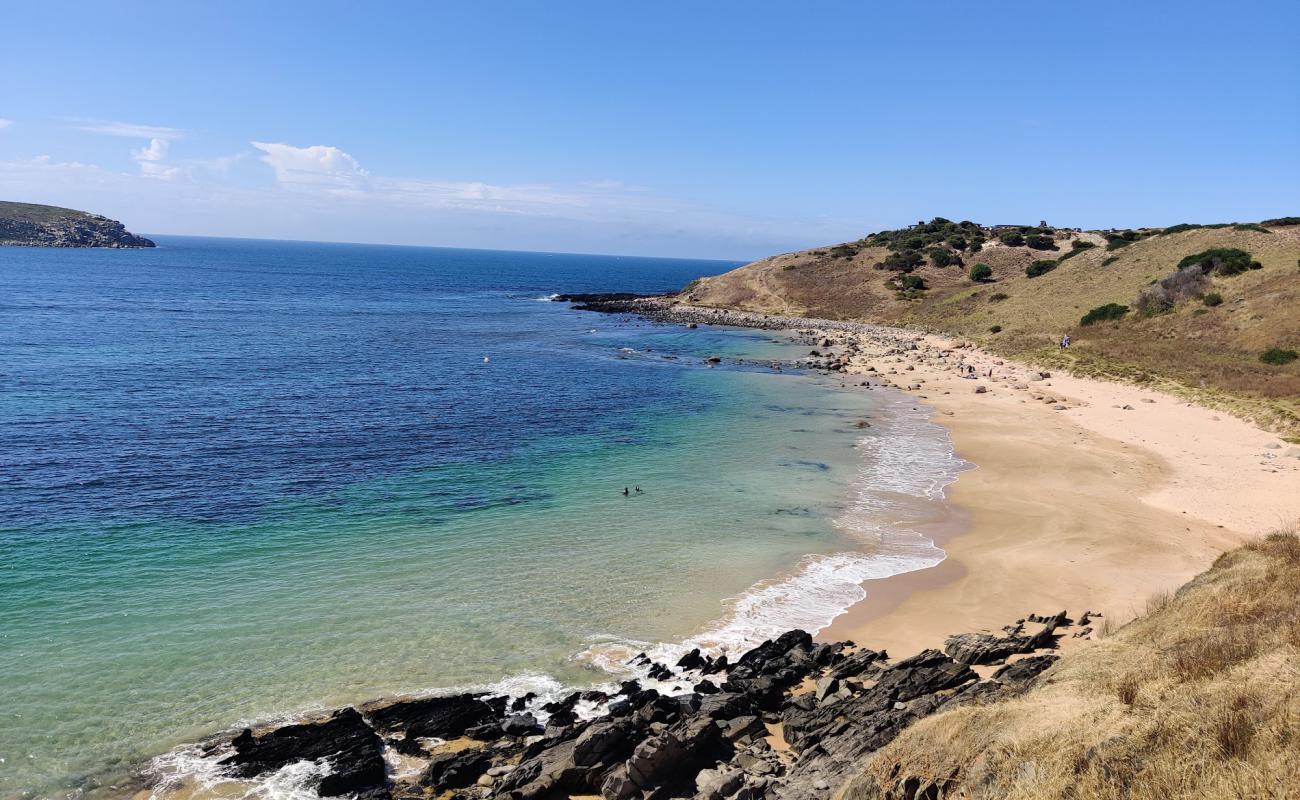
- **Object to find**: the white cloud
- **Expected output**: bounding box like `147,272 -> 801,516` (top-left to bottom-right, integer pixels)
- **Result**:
74,119 -> 185,139
252,142 -> 369,190
131,138 -> 181,180
0,118 -> 13,130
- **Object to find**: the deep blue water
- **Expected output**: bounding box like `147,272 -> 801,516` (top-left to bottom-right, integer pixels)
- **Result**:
2,237 -> 927,798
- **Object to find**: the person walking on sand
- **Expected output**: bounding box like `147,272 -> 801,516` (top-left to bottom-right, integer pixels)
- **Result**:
1060,334 -> 1071,350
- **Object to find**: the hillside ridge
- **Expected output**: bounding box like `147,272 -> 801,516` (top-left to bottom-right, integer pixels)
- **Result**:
680,217 -> 1300,435
0,200 -> 155,248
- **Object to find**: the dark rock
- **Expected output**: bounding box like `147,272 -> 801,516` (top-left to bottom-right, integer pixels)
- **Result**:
219,708 -> 386,798
502,713 -> 544,736
828,648 -> 885,680
363,692 -> 498,740
676,648 -> 707,671
992,654 -> 1060,686
419,747 -> 491,790
623,714 -> 732,793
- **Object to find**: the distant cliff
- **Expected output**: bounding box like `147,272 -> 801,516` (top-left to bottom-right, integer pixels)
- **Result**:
0,201 -> 155,248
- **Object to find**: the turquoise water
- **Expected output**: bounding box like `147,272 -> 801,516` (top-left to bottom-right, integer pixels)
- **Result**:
0,238 -> 955,799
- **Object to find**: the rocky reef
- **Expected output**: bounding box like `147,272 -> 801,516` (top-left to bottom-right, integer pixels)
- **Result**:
174,613 -> 1076,800
0,201 -> 155,248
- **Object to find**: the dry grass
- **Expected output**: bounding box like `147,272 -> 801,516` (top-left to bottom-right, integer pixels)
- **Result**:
686,225 -> 1300,434
835,532 -> 1300,800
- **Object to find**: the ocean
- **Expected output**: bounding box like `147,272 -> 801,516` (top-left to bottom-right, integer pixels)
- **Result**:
0,237 -> 959,799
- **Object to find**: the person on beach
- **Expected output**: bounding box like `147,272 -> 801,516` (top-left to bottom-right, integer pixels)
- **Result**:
1060,334 -> 1071,350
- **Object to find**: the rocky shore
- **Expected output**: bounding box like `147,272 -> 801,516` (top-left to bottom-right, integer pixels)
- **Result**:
0,201 -> 155,248
166,613 -> 1079,800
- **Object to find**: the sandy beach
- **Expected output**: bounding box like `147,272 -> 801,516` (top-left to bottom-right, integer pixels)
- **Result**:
815,327 -> 1300,657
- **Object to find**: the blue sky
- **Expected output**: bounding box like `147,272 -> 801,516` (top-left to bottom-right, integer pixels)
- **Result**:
1,1 -> 1296,259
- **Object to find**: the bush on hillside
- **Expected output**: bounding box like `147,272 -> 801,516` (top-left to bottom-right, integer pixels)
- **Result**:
1080,303 -> 1130,326
1232,223 -> 1271,234
969,263 -> 993,282
998,230 -> 1025,247
1057,240 -> 1096,262
927,247 -> 961,267
1176,248 -> 1260,276
1132,265 -> 1210,316
1025,259 -> 1058,278
880,249 -> 925,272
1202,292 -> 1223,307
829,244 -> 859,259
888,273 -> 928,299
1261,216 -> 1300,226
1102,256 -> 1120,266
989,324 -> 1002,333
1260,347 -> 1298,365
1025,233 -> 1056,250
988,292 -> 1008,302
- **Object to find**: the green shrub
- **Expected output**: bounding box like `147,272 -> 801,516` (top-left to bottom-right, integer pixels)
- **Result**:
1203,292 -> 1223,307
969,263 -> 993,282
1260,348 -> 1299,365
998,230 -> 1025,247
1176,248 -> 1258,276
927,247 -> 961,267
989,292 -> 1009,302
1057,241 -> 1096,262
1026,259 -> 1058,278
1232,223 -> 1271,234
1080,303 -> 1130,325
1261,217 -> 1300,226
1025,233 -> 1056,250
782,264 -> 798,271
989,324 -> 1002,333
1106,238 -> 1133,251
899,274 -> 927,291
1102,256 -> 1120,266
881,249 -> 924,272
1160,223 -> 1203,236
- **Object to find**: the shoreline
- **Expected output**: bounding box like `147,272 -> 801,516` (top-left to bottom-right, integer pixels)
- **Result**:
569,297 -> 1300,656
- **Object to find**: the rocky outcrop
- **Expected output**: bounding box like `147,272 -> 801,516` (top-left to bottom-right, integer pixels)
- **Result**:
203,613 -> 1075,800
0,201 -> 155,248
218,708 -> 387,798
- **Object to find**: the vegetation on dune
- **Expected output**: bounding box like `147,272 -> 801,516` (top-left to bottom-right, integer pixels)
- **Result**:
1261,216 -> 1300,226
969,263 -> 993,283
842,532 -> 1300,800
1133,265 -> 1211,316
1025,259 -> 1058,278
1203,291 -> 1223,307
1056,240 -> 1096,262
1102,255 -> 1120,266
989,292 -> 1009,302
1080,303 -> 1130,326
1177,248 -> 1262,276
1260,347 -> 1298,366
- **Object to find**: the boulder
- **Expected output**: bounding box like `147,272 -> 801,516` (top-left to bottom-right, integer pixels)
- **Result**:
419,748 -> 491,790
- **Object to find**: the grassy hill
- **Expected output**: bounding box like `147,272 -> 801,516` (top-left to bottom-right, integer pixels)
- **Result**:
837,531 -> 1300,800
683,218 -> 1300,434
0,200 -> 155,248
